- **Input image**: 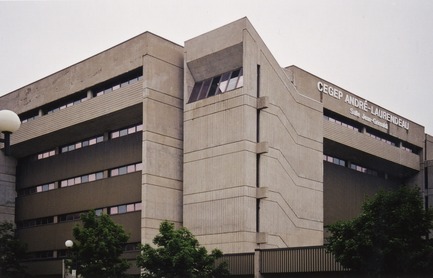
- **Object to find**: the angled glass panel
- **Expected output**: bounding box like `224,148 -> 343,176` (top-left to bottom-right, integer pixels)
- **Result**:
189,81 -> 203,103
207,75 -> 221,97
226,69 -> 240,91
197,79 -> 211,100
216,72 -> 230,94
236,68 -> 243,88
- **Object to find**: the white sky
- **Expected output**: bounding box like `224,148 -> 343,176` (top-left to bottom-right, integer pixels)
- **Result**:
1,0 -> 432,134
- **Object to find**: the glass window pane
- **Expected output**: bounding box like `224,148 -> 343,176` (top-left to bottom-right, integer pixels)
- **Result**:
135,163 -> 142,171
135,203 -> 142,211
197,79 -> 211,100
118,205 -> 127,214
61,180 -> 68,187
111,169 -> 119,176
81,175 -> 89,183
226,69 -> 240,91
95,172 -> 104,180
67,179 -> 75,186
75,142 -> 82,149
236,68 -> 244,88
119,129 -> 128,137
136,124 -> 143,131
189,81 -> 203,102
89,138 -> 97,145
82,140 -> 89,147
127,165 -> 135,173
96,136 -> 104,143
217,72 -> 231,94
110,207 -> 118,215
207,76 -> 221,97
88,174 -> 96,182
127,204 -> 135,212
128,127 -> 136,134
74,177 -> 81,184
111,131 -> 119,139
119,166 -> 127,175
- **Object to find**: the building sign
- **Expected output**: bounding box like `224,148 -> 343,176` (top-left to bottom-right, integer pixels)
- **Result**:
317,81 -> 409,130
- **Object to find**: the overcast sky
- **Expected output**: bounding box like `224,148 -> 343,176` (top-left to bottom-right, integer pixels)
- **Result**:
1,0 -> 432,134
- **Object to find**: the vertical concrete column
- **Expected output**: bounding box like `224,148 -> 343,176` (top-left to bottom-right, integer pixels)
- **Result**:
0,152 -> 17,222
254,249 -> 263,278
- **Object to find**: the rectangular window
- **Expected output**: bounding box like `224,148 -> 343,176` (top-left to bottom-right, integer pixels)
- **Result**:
197,79 -> 211,101
207,75 -> 221,97
110,207 -> 118,215
226,69 -> 240,91
217,72 -> 231,95
188,68 -> 243,103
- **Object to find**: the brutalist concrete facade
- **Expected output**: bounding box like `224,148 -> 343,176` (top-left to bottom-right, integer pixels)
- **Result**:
0,17 -> 432,277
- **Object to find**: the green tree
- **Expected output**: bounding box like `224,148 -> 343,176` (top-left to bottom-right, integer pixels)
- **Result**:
0,221 -> 27,277
67,210 -> 130,278
137,220 -> 229,278
326,186 -> 433,276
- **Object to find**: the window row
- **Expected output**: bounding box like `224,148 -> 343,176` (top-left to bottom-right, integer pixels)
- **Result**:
324,115 -> 360,132
349,163 -> 378,176
323,154 -> 345,167
20,68 -> 143,123
18,202 -> 142,229
110,162 -> 143,177
18,162 -> 142,196
323,154 -> 378,177
61,135 -> 104,154
109,202 -> 142,215
29,242 -> 141,261
366,131 -> 396,146
60,171 -> 104,188
111,124 -> 143,139
46,94 -> 88,115
188,68 -> 244,103
36,123 -> 142,160
95,75 -> 143,96
17,216 -> 54,229
325,113 -> 419,154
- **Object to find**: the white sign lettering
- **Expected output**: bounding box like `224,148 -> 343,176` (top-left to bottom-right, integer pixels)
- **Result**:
317,81 -> 409,130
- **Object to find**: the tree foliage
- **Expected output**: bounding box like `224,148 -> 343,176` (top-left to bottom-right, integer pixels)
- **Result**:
67,210 -> 130,278
0,221 -> 27,277
326,186 -> 433,276
137,221 -> 229,278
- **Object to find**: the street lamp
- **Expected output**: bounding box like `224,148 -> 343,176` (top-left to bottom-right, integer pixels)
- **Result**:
0,110 -> 21,156
65,240 -> 77,278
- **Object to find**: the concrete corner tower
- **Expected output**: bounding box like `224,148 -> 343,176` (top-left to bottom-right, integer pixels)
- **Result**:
183,18 -> 324,254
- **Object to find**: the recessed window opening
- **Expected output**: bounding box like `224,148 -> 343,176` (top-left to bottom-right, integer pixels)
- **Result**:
188,68 -> 243,103
366,128 -> 396,146
37,149 -> 56,160
18,67 -> 143,122
109,202 -> 142,215
110,123 -> 143,139
323,110 -> 361,132
61,135 -> 104,154
110,162 -> 142,177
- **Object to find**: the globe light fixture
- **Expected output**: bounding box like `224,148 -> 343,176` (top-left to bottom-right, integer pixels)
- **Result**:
65,240 -> 74,248
0,110 -> 21,156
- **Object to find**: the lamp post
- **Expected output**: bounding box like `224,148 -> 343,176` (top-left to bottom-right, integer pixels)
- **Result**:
65,240 -> 77,278
0,110 -> 21,156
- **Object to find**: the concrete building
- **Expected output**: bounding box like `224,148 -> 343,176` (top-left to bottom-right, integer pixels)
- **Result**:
0,17 -> 432,277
